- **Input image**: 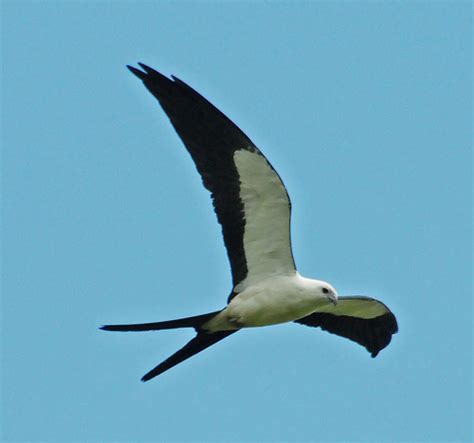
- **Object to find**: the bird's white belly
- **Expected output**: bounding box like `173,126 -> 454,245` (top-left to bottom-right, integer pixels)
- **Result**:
230,293 -> 315,327
203,274 -> 327,332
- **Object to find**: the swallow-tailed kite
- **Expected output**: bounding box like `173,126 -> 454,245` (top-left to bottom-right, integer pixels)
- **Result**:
101,63 -> 398,382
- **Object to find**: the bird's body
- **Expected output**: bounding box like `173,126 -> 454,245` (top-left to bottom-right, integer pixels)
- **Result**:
101,63 -> 398,382
204,274 -> 337,332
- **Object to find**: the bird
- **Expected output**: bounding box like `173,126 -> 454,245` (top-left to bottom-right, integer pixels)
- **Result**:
101,63 -> 398,382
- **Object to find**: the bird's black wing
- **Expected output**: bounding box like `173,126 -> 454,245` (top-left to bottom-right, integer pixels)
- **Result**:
295,296 -> 398,357
128,64 -> 295,294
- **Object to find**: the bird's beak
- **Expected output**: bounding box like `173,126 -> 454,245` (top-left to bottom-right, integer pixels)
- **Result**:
328,293 -> 338,306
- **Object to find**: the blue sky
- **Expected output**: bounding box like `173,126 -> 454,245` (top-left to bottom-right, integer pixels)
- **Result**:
2,2 -> 471,442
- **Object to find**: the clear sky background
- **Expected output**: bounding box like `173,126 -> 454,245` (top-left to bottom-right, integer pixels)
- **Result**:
1,2 -> 471,442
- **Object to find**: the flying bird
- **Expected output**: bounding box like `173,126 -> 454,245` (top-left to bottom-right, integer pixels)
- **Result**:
101,63 -> 398,382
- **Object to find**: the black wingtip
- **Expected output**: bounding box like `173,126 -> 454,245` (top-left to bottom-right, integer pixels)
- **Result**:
137,62 -> 156,73
127,64 -> 147,80
128,63 -> 175,86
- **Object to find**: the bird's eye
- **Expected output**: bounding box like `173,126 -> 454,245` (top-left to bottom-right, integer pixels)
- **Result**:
322,287 -> 329,294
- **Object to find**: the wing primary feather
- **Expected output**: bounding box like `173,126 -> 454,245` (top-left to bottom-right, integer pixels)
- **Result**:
126,65 -> 147,80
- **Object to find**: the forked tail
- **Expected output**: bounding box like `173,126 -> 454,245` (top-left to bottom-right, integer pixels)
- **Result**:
100,310 -> 239,381
141,329 -> 238,381
100,310 -> 221,333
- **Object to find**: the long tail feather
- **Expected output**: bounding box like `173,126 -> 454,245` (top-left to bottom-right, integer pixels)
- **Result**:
141,330 -> 238,382
100,310 -> 221,332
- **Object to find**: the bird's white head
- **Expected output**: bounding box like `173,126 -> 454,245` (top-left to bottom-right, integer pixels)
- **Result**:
317,281 -> 338,306
297,274 -> 339,306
